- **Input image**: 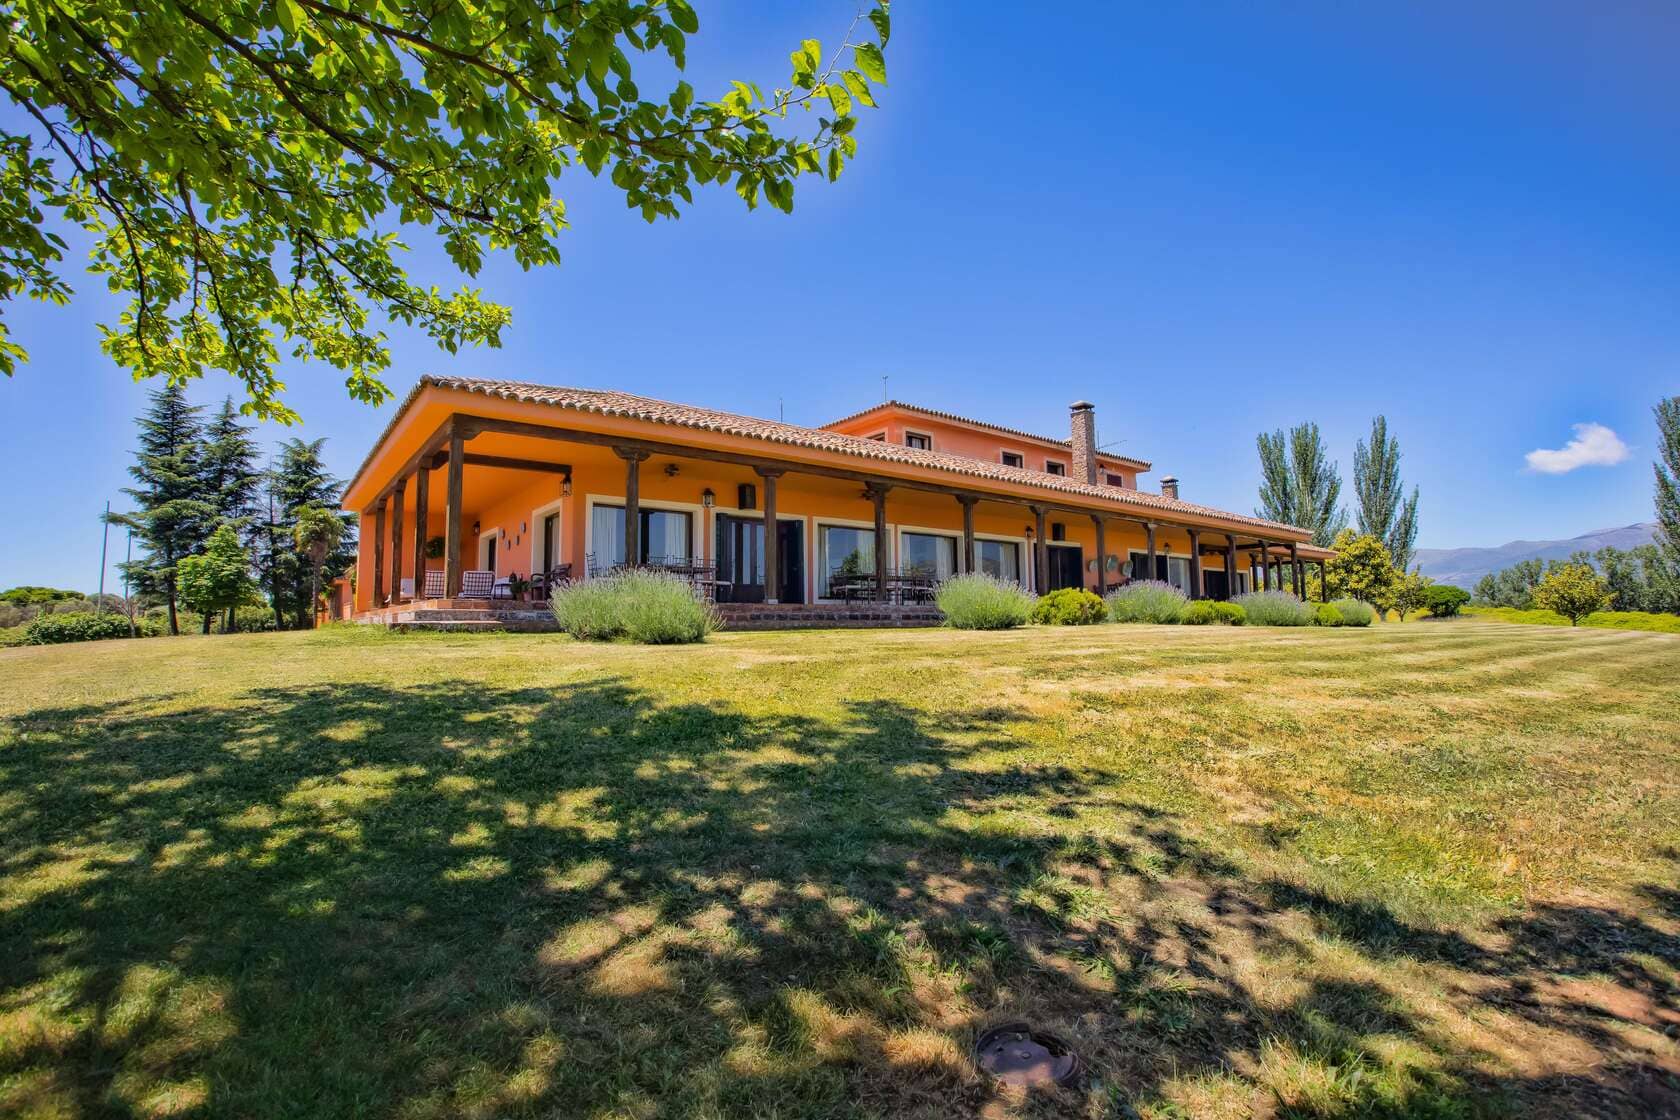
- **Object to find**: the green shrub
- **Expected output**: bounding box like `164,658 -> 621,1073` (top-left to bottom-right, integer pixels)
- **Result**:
1312,603 -> 1343,627
229,606 -> 280,632
1182,600 -> 1248,626
21,611 -> 137,645
1107,580 -> 1188,624
1423,585 -> 1471,618
1182,600 -> 1218,625
1232,590 -> 1314,626
551,570 -> 716,643
1332,598 -> 1375,627
1030,587 -> 1107,625
936,574 -> 1034,630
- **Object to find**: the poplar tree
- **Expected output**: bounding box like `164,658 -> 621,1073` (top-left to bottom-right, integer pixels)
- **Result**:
115,385 -> 214,634
1256,423 -> 1347,547
1655,396 -> 1680,596
1353,415 -> 1420,573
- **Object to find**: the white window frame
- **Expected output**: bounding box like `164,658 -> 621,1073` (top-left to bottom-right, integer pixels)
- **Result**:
896,524 -> 960,582
476,525 -> 501,572
903,429 -> 933,451
1044,458 -> 1068,476
583,493 -> 706,576
972,532 -> 1029,590
814,516 -> 892,603
528,497 -> 567,576
999,449 -> 1026,469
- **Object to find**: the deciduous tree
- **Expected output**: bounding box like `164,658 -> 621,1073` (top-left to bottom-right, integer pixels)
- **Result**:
0,0 -> 890,420
1352,415 -> 1420,573
1322,529 -> 1397,612
1655,396 -> 1680,591
1256,422 -> 1347,546
1533,563 -> 1611,625
176,523 -> 256,632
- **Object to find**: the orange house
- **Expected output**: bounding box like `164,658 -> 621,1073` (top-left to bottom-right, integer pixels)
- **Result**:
341,376 -> 1333,624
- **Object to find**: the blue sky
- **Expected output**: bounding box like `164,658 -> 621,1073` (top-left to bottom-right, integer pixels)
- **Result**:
3,0 -> 1676,592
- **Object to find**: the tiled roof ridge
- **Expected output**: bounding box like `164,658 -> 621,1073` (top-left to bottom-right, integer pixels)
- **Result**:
347,374 -> 1307,538
824,399 -> 1152,470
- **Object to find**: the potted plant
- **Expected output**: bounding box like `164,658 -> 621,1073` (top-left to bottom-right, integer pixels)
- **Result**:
507,573 -> 531,600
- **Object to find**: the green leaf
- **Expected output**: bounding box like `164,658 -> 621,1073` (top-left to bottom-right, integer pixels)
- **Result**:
580,137 -> 609,175
824,82 -> 852,117
842,71 -> 876,108
827,148 -> 842,182
764,177 -> 794,214
669,80 -> 693,115
801,38 -> 821,70
667,0 -> 699,34
276,0 -> 304,37
869,5 -> 891,46
854,42 -> 887,84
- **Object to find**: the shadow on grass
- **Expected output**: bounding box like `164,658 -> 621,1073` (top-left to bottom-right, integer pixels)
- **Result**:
1,680 -> 1676,1118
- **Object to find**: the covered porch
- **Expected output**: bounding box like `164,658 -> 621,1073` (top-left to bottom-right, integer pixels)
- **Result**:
348,401 -> 1335,624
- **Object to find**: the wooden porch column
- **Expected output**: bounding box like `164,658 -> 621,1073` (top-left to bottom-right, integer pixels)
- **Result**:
959,496 -> 977,575
615,448 -> 649,567
1290,541 -> 1302,597
444,430 -> 464,595
389,479 -> 405,603
867,483 -> 890,598
757,468 -> 782,603
1256,538 -> 1270,589
1091,515 -> 1107,593
411,465 -> 429,600
1225,533 -> 1238,599
1031,505 -> 1048,593
372,500 -> 387,606
1145,521 -> 1157,583
1188,529 -> 1203,599
1249,552 -> 1260,591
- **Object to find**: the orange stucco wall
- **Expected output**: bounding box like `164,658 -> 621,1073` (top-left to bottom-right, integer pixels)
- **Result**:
345,387 -> 1309,612
824,407 -> 1143,488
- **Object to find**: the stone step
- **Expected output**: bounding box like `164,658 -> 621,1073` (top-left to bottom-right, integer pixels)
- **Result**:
395,608 -> 555,623
386,618 -> 560,633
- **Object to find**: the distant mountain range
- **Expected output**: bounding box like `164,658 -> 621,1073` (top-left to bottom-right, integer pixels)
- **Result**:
1413,523 -> 1658,590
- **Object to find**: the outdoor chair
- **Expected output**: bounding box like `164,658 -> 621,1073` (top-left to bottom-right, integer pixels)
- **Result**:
459,570 -> 495,599
423,570 -> 446,599
397,577 -> 414,603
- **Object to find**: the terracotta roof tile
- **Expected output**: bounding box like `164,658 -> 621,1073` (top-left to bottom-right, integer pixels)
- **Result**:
824,400 -> 1152,471
350,375 -> 1309,538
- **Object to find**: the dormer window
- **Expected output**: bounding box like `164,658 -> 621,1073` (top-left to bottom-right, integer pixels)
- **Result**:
1105,472 -> 1126,487
1045,460 -> 1066,476
905,431 -> 931,450
1001,451 -> 1024,468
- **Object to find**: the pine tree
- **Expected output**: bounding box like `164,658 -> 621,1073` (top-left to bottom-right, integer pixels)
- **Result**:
1655,396 -> 1680,596
198,398 -> 263,632
114,385 -> 214,635
268,439 -> 356,628
1353,415 -> 1420,573
1256,423 -> 1347,547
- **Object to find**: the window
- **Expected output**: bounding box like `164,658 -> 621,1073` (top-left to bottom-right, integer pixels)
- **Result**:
868,431 -> 887,441
900,532 -> 956,580
820,525 -> 876,596
1050,522 -> 1066,542
905,431 -> 931,450
1128,551 -> 1191,591
1105,473 -> 1126,487
1045,460 -> 1066,476
1001,451 -> 1024,469
591,505 -> 693,566
976,539 -> 1021,584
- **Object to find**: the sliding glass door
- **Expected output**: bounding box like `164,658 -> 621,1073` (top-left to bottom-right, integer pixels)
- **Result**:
591,505 -> 693,567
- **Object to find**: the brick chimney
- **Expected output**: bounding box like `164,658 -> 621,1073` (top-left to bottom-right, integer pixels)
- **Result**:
1160,476 -> 1180,500
1069,401 -> 1098,484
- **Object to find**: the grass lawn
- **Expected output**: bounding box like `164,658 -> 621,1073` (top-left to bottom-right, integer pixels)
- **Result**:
2,622 -> 1677,1119
1464,605 -> 1680,633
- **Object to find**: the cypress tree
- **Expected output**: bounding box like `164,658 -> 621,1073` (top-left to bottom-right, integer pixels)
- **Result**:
268,439 -> 356,628
198,398 -> 263,632
1353,415 -> 1420,573
116,385 -> 214,635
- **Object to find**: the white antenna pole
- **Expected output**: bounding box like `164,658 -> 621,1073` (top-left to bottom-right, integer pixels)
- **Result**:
882,374 -> 888,402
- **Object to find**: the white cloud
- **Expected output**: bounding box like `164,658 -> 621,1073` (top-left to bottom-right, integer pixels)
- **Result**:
1524,422 -> 1630,474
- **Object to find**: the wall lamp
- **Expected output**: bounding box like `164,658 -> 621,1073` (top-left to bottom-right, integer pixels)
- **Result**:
561,473 -> 573,497
701,487 -> 715,508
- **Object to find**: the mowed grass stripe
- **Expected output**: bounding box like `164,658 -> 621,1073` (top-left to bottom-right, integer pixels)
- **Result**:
2,622 -> 1678,1119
